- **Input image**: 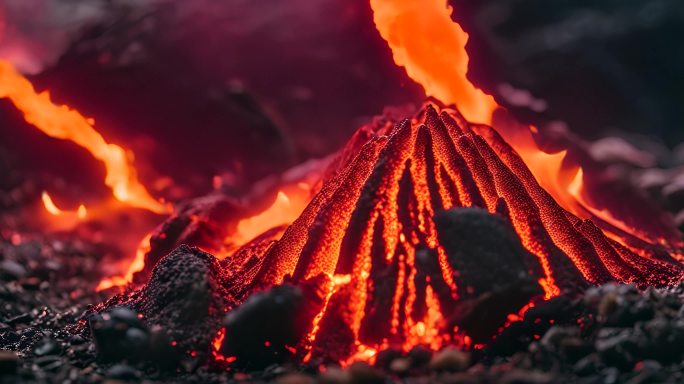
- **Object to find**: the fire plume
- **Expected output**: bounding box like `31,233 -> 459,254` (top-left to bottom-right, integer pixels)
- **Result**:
0,59 -> 168,214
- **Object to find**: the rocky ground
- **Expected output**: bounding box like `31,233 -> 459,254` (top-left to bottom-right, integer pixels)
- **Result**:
1,2 -> 684,383
1,229 -> 684,383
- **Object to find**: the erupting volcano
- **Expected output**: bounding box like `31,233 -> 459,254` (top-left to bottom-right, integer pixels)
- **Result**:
181,102 -> 680,364
1,0 -> 684,381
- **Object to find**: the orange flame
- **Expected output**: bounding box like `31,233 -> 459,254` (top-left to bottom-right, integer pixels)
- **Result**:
41,191 -> 87,220
96,234 -> 151,291
0,59 -> 168,214
370,0 -> 497,123
228,184 -> 313,250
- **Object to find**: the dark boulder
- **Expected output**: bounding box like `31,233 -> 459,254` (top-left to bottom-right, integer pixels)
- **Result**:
434,208 -> 543,342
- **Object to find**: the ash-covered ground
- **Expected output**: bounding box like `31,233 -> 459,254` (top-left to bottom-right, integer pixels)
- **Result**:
2,229 -> 684,383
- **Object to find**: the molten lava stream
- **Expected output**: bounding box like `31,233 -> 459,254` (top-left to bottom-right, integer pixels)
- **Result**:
0,59 -> 173,290
0,59 -> 168,214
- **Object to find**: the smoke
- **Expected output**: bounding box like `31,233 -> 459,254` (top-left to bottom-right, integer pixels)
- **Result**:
0,0 -> 154,74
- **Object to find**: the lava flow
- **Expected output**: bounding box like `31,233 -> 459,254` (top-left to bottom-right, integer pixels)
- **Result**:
0,59 -> 167,214
1,0 -> 682,369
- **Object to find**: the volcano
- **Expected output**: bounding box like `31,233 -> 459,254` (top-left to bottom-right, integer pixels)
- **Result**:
3,1 -> 684,381
115,103 -> 684,365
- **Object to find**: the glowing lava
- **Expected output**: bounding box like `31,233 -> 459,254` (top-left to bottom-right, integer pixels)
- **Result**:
0,59 -> 168,214
96,234 -> 152,291
41,191 -> 87,220
370,0 -> 497,123
223,104 -> 683,362
229,184 -> 313,251
369,0 -> 681,252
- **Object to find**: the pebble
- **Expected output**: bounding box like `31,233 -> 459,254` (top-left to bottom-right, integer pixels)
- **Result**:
0,260 -> 27,280
408,345 -> 433,367
277,372 -> 315,384
573,353 -> 601,376
90,307 -> 153,363
20,277 -> 42,290
628,360 -> 666,384
106,364 -> 139,381
429,348 -> 471,372
347,361 -> 386,384
69,335 -> 86,345
109,307 -> 143,329
374,348 -> 402,371
439,372 -> 482,384
33,337 -> 60,356
0,350 -> 19,374
317,366 -> 349,384
33,355 -> 62,371
388,357 -> 411,375
598,292 -> 619,321
500,369 -> 554,384
125,328 -> 149,350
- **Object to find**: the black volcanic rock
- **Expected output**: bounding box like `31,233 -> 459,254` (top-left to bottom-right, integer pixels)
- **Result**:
434,207 -> 538,293
135,195 -> 241,284
434,208 -> 543,342
131,245 -> 230,354
220,281 -> 324,369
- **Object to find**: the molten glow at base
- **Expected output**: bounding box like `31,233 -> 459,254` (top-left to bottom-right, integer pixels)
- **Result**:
0,59 -> 168,214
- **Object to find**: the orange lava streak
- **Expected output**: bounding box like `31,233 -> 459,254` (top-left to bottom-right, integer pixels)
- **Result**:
303,273 -> 351,362
95,234 -> 151,291
211,327 -> 236,363
212,328 -> 226,351
41,191 -> 87,219
0,60 -> 168,214
230,188 -> 310,250
370,0 -> 497,123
